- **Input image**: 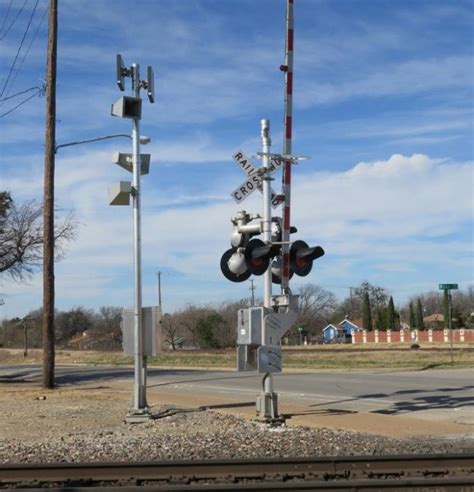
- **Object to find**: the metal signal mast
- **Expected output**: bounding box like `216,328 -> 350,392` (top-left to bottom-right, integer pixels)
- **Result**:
219,0 -> 325,423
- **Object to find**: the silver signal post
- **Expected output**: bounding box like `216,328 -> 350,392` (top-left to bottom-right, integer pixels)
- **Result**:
131,63 -> 146,418
110,54 -> 155,423
259,119 -> 279,422
261,119 -> 272,311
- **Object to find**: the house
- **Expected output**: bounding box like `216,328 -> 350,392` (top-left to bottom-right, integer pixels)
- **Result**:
322,323 -> 343,342
322,318 -> 362,342
423,313 -> 444,330
339,318 -> 362,335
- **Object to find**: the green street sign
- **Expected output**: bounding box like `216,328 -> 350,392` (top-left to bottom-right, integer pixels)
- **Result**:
297,325 -> 304,332
439,283 -> 458,290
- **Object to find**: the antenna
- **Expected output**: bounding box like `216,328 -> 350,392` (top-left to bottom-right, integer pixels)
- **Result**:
116,54 -> 126,91
146,66 -> 155,103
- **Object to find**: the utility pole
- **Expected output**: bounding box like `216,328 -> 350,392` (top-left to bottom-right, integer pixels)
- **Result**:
156,271 -> 162,309
42,0 -> 58,389
249,279 -> 256,306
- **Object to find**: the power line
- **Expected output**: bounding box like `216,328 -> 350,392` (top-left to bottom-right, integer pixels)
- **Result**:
0,89 -> 39,118
0,0 -> 29,41
0,85 -> 41,102
0,0 -> 14,36
4,3 -> 47,99
0,0 -> 39,100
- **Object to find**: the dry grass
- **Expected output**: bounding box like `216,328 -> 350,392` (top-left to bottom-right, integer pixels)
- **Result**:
1,345 -> 473,370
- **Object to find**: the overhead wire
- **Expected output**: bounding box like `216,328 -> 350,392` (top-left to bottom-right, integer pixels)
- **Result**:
0,0 -> 29,41
4,2 -> 47,98
0,0 -> 14,36
0,0 -> 40,100
0,88 -> 39,119
0,85 -> 41,102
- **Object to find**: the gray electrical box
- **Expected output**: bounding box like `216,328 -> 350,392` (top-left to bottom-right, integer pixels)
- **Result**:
257,345 -> 282,373
237,307 -> 264,345
122,306 -> 162,356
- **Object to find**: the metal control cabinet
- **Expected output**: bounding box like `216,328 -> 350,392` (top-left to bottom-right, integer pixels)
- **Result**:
122,306 -> 162,356
237,307 -> 264,345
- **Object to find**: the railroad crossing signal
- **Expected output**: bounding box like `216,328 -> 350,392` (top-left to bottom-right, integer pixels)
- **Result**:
220,235 -> 279,282
231,151 -> 282,208
290,241 -> 325,277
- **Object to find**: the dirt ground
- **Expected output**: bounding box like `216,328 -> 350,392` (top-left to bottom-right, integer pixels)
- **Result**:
1,380 -> 472,442
1,348 -> 473,442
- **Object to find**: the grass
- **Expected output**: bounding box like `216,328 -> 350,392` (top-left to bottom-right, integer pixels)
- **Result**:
1,345 -> 473,370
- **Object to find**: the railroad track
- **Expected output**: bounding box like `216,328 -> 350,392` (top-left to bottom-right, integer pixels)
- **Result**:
1,453 -> 473,490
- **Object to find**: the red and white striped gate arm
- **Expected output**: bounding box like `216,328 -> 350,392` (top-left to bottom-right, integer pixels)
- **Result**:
280,0 -> 294,292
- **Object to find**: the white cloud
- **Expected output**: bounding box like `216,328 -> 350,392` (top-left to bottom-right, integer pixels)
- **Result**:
1,152 -> 472,317
294,154 -> 472,230
297,55 -> 473,107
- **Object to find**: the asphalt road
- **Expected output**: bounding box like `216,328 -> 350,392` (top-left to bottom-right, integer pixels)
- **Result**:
1,364 -> 473,424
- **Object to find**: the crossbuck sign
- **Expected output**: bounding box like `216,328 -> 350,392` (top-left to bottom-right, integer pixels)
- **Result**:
230,151 -> 282,208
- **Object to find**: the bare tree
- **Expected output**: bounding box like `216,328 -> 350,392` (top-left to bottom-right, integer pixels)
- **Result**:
354,281 -> 388,312
161,313 -> 183,350
0,197 -> 76,281
296,284 -> 338,335
175,304 -> 211,347
216,299 -> 248,348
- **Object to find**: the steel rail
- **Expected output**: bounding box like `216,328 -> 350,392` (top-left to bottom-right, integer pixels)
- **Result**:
1,454 -> 473,490
2,479 -> 473,492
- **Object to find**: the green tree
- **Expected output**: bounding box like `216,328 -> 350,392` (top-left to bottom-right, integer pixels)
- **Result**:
387,296 -> 396,330
374,309 -> 384,331
196,312 -> 223,349
354,281 -> 389,312
416,298 -> 425,330
409,302 -> 416,329
362,292 -> 372,331
55,307 -> 94,345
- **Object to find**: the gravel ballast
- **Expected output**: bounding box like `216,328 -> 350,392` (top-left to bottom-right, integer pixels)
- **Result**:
0,390 -> 473,463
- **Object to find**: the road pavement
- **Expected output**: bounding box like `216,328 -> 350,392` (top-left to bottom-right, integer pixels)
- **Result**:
1,364 -> 472,427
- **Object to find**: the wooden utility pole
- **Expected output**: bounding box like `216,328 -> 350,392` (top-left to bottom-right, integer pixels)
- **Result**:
42,0 -> 58,389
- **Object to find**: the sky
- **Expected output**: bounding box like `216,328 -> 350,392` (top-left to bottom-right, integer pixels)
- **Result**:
0,0 -> 473,319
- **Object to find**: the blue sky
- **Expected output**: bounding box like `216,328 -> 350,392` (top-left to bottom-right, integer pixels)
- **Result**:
1,0 -> 473,318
